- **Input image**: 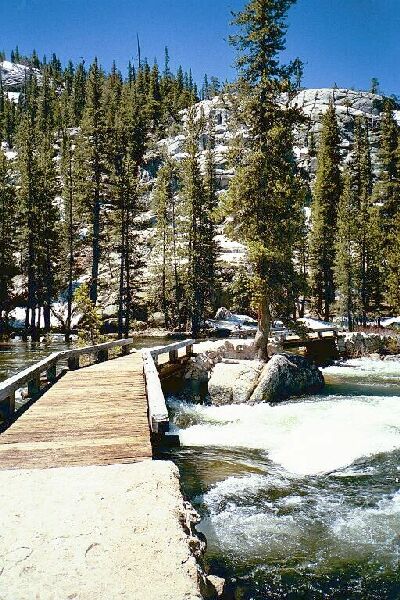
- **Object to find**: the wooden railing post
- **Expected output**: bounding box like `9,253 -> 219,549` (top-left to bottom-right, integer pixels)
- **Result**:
8,392 -> 15,417
0,393 -> 15,423
46,363 -> 57,383
122,344 -> 131,356
97,349 -> 109,363
169,349 -> 178,363
68,356 -> 79,371
28,375 -> 40,398
186,344 -> 193,357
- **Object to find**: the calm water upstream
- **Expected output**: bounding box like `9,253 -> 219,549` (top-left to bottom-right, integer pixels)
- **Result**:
163,358 -> 400,599
0,335 -> 173,384
0,335 -> 172,413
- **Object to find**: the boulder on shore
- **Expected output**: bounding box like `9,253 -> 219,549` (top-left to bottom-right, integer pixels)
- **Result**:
250,352 -> 324,404
208,360 -> 263,405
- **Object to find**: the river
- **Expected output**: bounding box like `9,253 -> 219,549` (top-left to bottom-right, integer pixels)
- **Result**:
163,357 -> 400,599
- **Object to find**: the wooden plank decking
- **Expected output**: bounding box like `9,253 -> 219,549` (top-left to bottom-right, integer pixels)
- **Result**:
0,352 -> 152,470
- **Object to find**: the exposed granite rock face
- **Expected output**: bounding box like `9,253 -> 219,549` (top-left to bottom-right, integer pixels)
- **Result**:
186,343 -> 325,406
249,352 -> 324,404
290,88 -> 385,177
157,89 -> 395,189
208,360 -> 263,405
0,60 -> 41,91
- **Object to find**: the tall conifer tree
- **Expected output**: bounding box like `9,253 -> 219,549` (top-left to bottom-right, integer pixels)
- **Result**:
225,0 -> 305,358
0,150 -> 18,335
75,58 -> 106,305
309,100 -> 342,321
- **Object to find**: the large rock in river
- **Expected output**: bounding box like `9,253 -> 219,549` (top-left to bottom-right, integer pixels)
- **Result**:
208,360 -> 263,405
250,352 -> 324,404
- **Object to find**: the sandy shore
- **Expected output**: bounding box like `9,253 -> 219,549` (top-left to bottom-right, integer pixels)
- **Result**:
0,460 -> 206,600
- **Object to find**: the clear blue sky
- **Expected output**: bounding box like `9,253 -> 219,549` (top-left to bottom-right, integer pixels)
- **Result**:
0,0 -> 399,95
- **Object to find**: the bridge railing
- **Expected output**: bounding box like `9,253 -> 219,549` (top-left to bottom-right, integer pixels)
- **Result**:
142,339 -> 194,435
0,338 -> 134,423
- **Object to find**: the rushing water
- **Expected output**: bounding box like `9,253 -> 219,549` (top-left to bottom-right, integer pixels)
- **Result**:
163,358 -> 400,599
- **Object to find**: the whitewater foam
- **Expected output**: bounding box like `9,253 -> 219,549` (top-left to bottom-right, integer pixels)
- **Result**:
178,395 -> 400,475
324,357 -> 400,381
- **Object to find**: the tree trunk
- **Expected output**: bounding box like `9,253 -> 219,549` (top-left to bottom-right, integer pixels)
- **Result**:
254,297 -> 270,361
90,193 -> 100,305
323,295 -> 330,322
66,154 -> 74,343
44,304 -> 51,333
124,203 -> 131,339
117,193 -> 125,339
161,229 -> 169,328
172,196 -> 180,328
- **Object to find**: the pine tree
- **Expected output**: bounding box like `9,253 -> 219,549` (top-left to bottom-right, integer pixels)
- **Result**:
146,62 -> 162,130
225,0 -> 306,358
385,212 -> 400,313
181,107 -> 206,336
201,74 -> 210,100
2,97 -> 16,148
202,115 -> 218,313
0,150 -> 18,336
373,100 -> 400,315
152,158 -> 177,327
36,133 -> 60,333
334,169 -> 358,330
75,58 -> 106,305
36,67 -> 62,333
72,61 -> 87,124
112,82 -> 146,336
353,117 -> 374,324
367,203 -> 385,322
309,100 -> 342,321
371,78 -> 379,94
73,283 -> 103,345
60,101 -> 78,341
0,74 -> 4,140
16,109 -> 40,340
375,100 -> 399,227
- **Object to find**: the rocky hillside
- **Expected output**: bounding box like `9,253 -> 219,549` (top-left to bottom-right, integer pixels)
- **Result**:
0,60 -> 41,92
154,88 -> 395,186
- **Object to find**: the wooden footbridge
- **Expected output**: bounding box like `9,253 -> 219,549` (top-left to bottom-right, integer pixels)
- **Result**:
274,327 -> 343,363
0,338 -> 194,470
